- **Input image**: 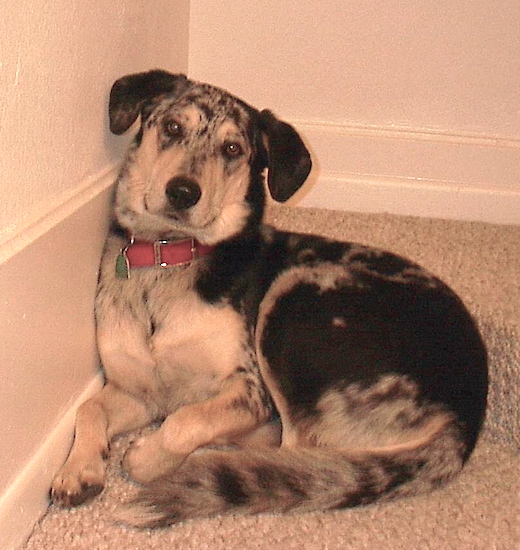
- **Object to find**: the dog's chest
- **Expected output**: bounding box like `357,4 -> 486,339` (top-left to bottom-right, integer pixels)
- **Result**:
147,277 -> 248,388
97,249 -> 251,410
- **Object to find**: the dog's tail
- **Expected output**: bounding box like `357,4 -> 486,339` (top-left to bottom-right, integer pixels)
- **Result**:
116,420 -> 466,528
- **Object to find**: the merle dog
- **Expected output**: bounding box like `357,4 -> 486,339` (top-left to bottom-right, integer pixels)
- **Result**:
51,70 -> 488,527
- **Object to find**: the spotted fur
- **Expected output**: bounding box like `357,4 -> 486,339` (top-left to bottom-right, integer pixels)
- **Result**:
50,70 -> 488,527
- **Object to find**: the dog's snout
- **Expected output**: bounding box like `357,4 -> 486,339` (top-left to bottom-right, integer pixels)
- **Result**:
166,177 -> 201,210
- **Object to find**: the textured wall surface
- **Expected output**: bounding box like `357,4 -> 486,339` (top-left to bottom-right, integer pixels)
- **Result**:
0,0 -> 189,245
189,0 -> 520,137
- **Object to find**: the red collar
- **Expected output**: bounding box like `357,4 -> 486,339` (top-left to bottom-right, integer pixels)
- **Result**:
116,237 -> 216,278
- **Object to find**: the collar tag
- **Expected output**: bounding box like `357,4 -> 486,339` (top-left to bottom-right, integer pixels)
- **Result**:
115,249 -> 130,279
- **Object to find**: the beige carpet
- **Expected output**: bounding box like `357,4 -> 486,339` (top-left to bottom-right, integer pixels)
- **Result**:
25,206 -> 520,550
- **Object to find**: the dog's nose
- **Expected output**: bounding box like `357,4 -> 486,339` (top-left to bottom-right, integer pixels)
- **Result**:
165,177 -> 201,210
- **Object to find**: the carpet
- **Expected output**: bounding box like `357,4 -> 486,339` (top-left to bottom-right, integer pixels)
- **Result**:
24,205 -> 520,550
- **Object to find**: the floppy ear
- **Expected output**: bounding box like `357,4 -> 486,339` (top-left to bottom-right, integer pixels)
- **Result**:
109,70 -> 189,135
258,109 -> 312,202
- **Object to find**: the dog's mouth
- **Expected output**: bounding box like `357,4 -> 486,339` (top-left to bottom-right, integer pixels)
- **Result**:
130,193 -> 221,240
118,174 -> 251,244
162,209 -> 219,233
155,195 -> 218,229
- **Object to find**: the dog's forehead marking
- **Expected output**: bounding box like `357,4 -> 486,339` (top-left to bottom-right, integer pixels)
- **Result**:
149,87 -> 253,148
158,83 -> 252,127
176,104 -> 203,129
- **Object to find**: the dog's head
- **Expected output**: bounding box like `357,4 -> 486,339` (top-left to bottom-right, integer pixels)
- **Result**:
109,70 -> 311,244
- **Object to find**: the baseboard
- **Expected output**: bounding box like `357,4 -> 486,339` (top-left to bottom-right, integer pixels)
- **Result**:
0,162 -> 119,264
292,120 -> 520,224
0,163 -> 117,549
297,173 -> 520,225
0,375 -> 103,550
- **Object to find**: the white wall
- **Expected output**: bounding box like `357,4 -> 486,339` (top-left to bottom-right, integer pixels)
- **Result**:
0,2 -> 189,548
189,0 -> 520,223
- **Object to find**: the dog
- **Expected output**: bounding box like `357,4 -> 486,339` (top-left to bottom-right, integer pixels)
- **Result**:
50,69 -> 488,527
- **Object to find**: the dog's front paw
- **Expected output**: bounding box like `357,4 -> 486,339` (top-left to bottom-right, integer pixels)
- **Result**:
122,434 -> 186,484
50,456 -> 106,507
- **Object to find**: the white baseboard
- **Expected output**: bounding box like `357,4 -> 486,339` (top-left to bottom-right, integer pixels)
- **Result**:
0,375 -> 103,550
298,173 -> 520,225
293,120 -> 520,224
0,163 -> 117,550
0,162 -> 119,264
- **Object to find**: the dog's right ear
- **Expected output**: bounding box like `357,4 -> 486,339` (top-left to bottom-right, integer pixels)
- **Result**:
109,70 -> 189,135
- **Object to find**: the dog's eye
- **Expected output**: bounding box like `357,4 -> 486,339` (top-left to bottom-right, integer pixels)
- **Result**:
223,141 -> 244,159
164,120 -> 183,139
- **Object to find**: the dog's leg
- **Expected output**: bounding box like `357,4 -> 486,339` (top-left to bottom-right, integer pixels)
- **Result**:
51,383 -> 154,506
123,377 -> 269,484
234,420 -> 282,449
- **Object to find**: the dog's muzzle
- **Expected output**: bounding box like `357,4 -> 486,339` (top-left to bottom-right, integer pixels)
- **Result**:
166,177 -> 201,210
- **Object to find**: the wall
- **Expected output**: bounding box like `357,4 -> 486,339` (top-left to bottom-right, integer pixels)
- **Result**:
189,0 -> 520,223
0,2 -> 189,548
0,1 -> 189,249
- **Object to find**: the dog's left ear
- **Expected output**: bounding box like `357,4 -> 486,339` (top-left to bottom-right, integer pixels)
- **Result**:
258,110 -> 312,202
109,70 -> 190,135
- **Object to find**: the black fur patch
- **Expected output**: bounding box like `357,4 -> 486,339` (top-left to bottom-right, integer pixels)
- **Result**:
348,250 -> 413,276
261,281 -> 405,412
334,456 -> 424,509
213,465 -> 250,507
261,266 -> 487,452
252,465 -> 309,502
198,102 -> 215,122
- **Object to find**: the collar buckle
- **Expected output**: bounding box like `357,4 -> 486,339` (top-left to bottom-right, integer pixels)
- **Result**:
153,238 -> 197,268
